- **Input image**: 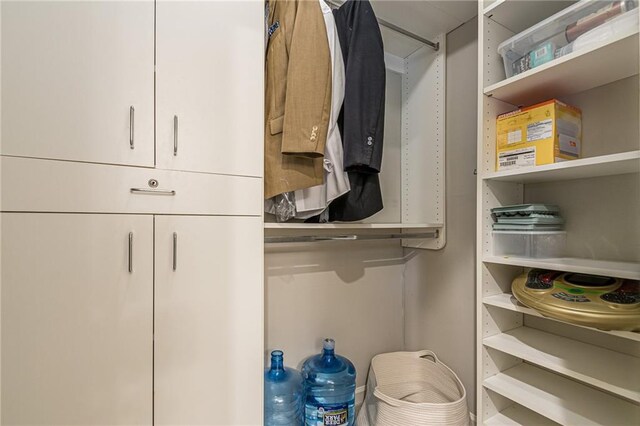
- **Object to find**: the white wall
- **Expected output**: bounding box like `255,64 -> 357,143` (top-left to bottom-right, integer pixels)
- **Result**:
265,241 -> 405,388
264,70 -> 409,389
403,16 -> 478,414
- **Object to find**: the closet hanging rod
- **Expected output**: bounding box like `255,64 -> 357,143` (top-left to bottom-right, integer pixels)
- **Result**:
376,18 -> 439,51
325,1 -> 439,51
265,230 -> 439,244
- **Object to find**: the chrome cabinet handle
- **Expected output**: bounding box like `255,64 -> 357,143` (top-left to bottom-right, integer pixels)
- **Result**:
172,232 -> 177,271
128,232 -> 133,273
130,188 -> 176,196
129,106 -> 135,149
173,115 -> 178,156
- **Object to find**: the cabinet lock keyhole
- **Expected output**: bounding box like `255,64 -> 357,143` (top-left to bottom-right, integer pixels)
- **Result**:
148,179 -> 159,188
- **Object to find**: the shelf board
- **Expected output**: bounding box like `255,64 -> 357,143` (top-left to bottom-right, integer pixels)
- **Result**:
484,30 -> 639,106
483,293 -> 640,342
483,0 -> 576,34
264,222 -> 442,230
484,363 -> 640,425
483,256 -> 640,280
483,151 -> 640,183
484,404 -> 559,426
484,327 -> 640,403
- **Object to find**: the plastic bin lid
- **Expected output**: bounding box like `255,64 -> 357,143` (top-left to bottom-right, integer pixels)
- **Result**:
491,203 -> 560,215
492,229 -> 567,234
493,223 -> 565,231
496,0 -> 626,55
496,215 -> 565,225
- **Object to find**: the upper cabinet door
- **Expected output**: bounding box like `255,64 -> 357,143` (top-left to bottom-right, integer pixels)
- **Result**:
156,1 -> 263,177
154,215 -> 263,425
1,1 -> 154,167
1,213 -> 154,425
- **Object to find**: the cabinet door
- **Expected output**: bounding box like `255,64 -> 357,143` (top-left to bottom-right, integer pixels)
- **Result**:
1,1 -> 154,166
156,1 -> 263,177
1,213 -> 154,425
154,215 -> 263,425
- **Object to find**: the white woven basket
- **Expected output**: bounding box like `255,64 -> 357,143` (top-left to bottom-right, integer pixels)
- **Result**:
357,350 -> 469,426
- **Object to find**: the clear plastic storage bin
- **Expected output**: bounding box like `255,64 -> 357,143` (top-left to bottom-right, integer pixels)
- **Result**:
492,231 -> 567,258
497,0 -> 638,79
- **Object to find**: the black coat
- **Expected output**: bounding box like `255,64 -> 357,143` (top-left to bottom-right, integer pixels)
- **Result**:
329,0 -> 385,221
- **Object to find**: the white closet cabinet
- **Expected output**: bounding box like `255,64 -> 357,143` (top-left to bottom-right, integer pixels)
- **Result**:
1,213 -> 154,425
0,1 -> 155,167
154,215 -> 263,425
0,209 -> 263,425
155,1 -> 263,177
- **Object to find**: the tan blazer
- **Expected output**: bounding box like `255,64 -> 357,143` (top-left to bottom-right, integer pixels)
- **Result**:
265,0 -> 332,199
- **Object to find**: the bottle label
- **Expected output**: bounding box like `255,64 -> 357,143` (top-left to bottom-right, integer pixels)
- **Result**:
306,403 -> 349,426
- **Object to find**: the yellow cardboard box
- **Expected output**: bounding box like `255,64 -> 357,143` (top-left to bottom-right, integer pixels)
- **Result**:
496,99 -> 582,171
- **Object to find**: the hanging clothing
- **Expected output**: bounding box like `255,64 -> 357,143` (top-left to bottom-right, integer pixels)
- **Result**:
293,0 -> 350,219
329,0 -> 386,221
264,0 -> 333,199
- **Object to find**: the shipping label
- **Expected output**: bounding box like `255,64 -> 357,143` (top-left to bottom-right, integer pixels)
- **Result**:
498,147 -> 536,170
527,119 -> 553,142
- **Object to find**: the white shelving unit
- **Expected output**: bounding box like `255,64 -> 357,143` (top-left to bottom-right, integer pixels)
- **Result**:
483,0 -> 576,34
484,364 -> 640,425
483,326 -> 640,402
484,404 -> 559,426
484,150 -> 640,183
483,292 -> 640,342
483,256 -> 640,280
484,30 -> 639,105
477,1 -> 640,423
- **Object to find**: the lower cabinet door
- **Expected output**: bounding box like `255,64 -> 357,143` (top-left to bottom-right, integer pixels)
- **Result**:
1,213 -> 154,425
154,215 -> 263,425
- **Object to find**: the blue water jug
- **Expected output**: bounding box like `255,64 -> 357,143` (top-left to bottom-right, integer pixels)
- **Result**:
302,338 -> 356,426
264,350 -> 304,426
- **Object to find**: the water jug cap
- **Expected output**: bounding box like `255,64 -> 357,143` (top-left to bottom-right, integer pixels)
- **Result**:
323,338 -> 335,351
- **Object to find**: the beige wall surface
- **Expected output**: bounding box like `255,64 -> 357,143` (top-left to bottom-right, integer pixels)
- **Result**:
265,241 -> 406,388
403,16 -> 479,414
